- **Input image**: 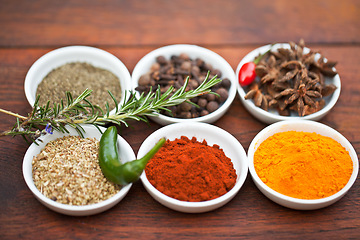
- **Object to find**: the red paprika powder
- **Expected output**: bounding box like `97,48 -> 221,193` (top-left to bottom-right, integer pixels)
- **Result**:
145,136 -> 237,202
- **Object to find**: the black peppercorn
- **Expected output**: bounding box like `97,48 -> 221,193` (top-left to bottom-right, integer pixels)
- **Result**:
136,53 -> 231,119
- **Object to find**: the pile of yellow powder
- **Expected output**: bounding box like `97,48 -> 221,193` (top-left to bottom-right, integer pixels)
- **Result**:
254,131 -> 353,199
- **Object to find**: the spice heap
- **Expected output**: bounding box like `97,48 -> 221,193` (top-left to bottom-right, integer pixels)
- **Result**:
135,54 -> 231,118
145,136 -> 237,202
244,39 -> 338,116
32,136 -> 121,205
254,131 -> 353,199
36,62 -> 122,109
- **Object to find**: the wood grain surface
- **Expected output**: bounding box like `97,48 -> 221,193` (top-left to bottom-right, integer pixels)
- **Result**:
0,0 -> 359,239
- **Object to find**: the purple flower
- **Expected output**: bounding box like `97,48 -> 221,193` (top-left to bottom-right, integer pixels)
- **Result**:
45,123 -> 53,134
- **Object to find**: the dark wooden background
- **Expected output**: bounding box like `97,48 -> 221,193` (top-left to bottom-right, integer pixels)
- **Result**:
0,0 -> 359,239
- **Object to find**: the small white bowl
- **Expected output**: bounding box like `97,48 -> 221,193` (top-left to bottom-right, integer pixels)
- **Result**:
236,44 -> 341,124
132,44 -> 237,125
24,46 -> 132,113
248,120 -> 358,210
23,124 -> 134,216
138,122 -> 248,213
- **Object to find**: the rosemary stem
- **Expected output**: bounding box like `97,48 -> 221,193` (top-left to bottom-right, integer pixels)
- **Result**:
0,73 -> 222,143
0,109 -> 27,120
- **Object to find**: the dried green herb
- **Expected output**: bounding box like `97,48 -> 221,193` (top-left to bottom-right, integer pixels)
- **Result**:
37,62 -> 121,110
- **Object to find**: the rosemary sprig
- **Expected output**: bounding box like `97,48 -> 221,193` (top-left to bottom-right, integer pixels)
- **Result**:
0,73 -> 221,143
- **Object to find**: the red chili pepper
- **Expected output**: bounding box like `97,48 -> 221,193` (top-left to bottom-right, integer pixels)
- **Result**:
238,46 -> 272,87
238,62 -> 257,87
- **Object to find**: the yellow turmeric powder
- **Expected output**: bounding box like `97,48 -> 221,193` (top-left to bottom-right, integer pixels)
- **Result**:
254,131 -> 353,199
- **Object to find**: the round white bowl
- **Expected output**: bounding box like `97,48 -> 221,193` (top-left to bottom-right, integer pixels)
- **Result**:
248,120 -> 358,210
236,44 -> 341,124
138,122 -> 248,213
23,124 -> 134,216
24,46 -> 132,114
132,44 -> 237,125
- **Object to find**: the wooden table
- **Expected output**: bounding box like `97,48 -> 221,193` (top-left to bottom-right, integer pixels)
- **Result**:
1,0 -> 359,239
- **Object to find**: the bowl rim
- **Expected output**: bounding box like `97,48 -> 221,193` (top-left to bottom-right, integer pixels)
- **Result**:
22,124 -> 134,215
24,45 -> 132,112
236,43 -> 341,124
247,120 -> 359,206
131,44 -> 237,125
138,122 -> 248,211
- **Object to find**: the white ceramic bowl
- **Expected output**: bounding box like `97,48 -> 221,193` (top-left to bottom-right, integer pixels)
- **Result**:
23,124 -> 134,216
236,44 -> 341,124
248,120 -> 358,210
138,122 -> 248,213
24,46 -> 132,114
132,44 -> 237,125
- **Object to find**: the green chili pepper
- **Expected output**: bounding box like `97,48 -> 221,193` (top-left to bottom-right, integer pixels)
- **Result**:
99,126 -> 166,185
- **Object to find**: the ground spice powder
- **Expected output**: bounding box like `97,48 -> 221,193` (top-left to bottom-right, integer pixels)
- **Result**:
36,62 -> 121,109
145,136 -> 237,202
254,131 -> 353,199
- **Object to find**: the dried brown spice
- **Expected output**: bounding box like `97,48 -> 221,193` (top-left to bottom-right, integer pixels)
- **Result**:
244,39 -> 338,116
244,83 -> 268,111
135,54 -> 231,119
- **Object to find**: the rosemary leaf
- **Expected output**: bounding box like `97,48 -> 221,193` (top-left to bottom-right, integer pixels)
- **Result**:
0,73 -> 222,143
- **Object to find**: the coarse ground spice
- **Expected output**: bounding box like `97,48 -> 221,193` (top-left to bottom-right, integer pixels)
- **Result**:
36,62 -> 121,109
32,136 -> 121,206
145,136 -> 237,202
254,131 -> 353,200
